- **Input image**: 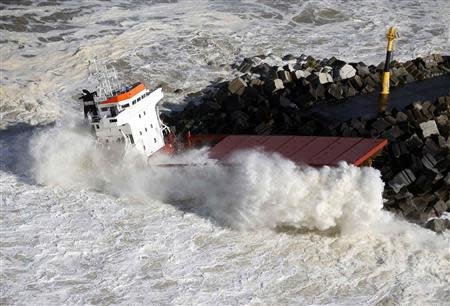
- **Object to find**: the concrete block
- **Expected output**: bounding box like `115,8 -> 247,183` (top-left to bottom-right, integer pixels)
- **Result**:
395,111 -> 408,123
391,141 -> 408,158
350,75 -> 364,90
306,73 -> 320,86
238,59 -> 254,74
425,218 -> 450,233
315,72 -> 332,84
228,78 -> 247,95
372,118 -> 391,133
435,115 -> 449,136
411,108 -> 427,124
444,172 -> 450,185
382,125 -> 403,141
327,84 -> 343,99
264,78 -> 284,93
420,120 -> 440,137
355,62 -> 370,77
279,96 -> 297,109
422,138 -> 441,156
398,198 -> 416,216
344,84 -> 358,97
432,54 -> 444,63
421,153 -> 438,170
338,64 -> 356,79
282,54 -> 296,61
294,70 -> 310,79
410,173 -> 435,195
254,122 -> 271,135
277,70 -> 292,83
384,115 -> 397,125
250,79 -> 264,87
389,169 -> 416,193
433,200 -> 448,215
437,135 -> 450,150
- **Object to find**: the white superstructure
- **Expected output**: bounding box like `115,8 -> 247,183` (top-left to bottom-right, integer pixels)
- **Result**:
80,59 -> 170,156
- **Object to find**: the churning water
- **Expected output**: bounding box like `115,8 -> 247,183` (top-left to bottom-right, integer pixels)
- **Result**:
1,0 -> 450,305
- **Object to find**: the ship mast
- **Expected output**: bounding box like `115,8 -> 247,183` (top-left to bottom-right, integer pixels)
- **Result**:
88,58 -> 121,101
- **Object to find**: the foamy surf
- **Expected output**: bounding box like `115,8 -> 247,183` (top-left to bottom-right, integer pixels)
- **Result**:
2,1 -> 450,303
30,123 -> 449,250
0,121 -> 448,305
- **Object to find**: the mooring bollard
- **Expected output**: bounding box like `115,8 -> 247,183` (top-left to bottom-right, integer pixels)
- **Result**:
378,26 -> 398,112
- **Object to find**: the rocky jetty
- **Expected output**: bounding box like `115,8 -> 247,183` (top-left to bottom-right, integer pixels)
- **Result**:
162,54 -> 450,232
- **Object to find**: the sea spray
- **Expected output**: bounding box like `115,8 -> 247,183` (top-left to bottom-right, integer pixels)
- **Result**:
31,123 -> 386,234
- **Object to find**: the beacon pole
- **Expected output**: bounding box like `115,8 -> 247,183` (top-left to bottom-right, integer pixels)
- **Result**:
378,26 -> 398,113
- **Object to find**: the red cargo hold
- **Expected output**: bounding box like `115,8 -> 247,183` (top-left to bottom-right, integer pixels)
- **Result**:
208,135 -> 387,167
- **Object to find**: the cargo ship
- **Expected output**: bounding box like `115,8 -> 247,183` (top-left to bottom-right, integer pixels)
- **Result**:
80,59 -> 388,167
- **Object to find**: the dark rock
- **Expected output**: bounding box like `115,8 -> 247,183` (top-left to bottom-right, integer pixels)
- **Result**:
238,58 -> 254,73
355,62 -> 370,77
279,96 -> 298,109
343,84 -> 358,97
405,134 -> 423,150
395,111 -> 408,123
327,83 -> 343,99
423,138 -> 441,156
349,75 -> 364,90
384,115 -> 397,125
382,125 -> 403,141
389,169 -> 416,193
277,70 -> 292,83
228,78 -> 247,95
425,218 -> 450,233
306,73 -> 320,86
282,54 -> 296,61
371,118 -> 391,133
264,79 -> 284,93
409,172 -> 435,196
433,200 -> 448,215
254,122 -> 272,135
251,63 -> 278,79
390,141 -> 408,158
421,153 -> 438,171
435,115 -> 449,137
445,173 -> 450,186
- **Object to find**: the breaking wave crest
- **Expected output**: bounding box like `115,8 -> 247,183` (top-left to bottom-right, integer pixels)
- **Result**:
31,122 -> 388,235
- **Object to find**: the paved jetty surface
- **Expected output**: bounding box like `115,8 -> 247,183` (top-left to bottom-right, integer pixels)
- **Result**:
308,74 -> 450,121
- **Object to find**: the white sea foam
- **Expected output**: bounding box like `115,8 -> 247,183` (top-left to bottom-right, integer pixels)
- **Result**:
1,0 -> 449,129
2,1 -> 450,304
0,121 -> 447,305
30,123 -> 449,247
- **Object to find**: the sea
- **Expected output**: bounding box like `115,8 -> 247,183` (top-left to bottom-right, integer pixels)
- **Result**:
1,0 -> 450,305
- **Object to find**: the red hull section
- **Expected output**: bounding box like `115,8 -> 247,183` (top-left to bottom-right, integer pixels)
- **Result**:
208,135 -> 387,167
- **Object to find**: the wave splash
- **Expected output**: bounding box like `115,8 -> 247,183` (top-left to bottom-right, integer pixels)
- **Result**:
31,123 -> 389,234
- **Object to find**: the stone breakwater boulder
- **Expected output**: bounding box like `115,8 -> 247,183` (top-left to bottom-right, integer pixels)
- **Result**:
161,54 -> 450,232
334,95 -> 450,230
164,54 -> 449,136
285,94 -> 450,232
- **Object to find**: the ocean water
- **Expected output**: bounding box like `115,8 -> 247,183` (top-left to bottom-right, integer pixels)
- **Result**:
1,0 -> 450,305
